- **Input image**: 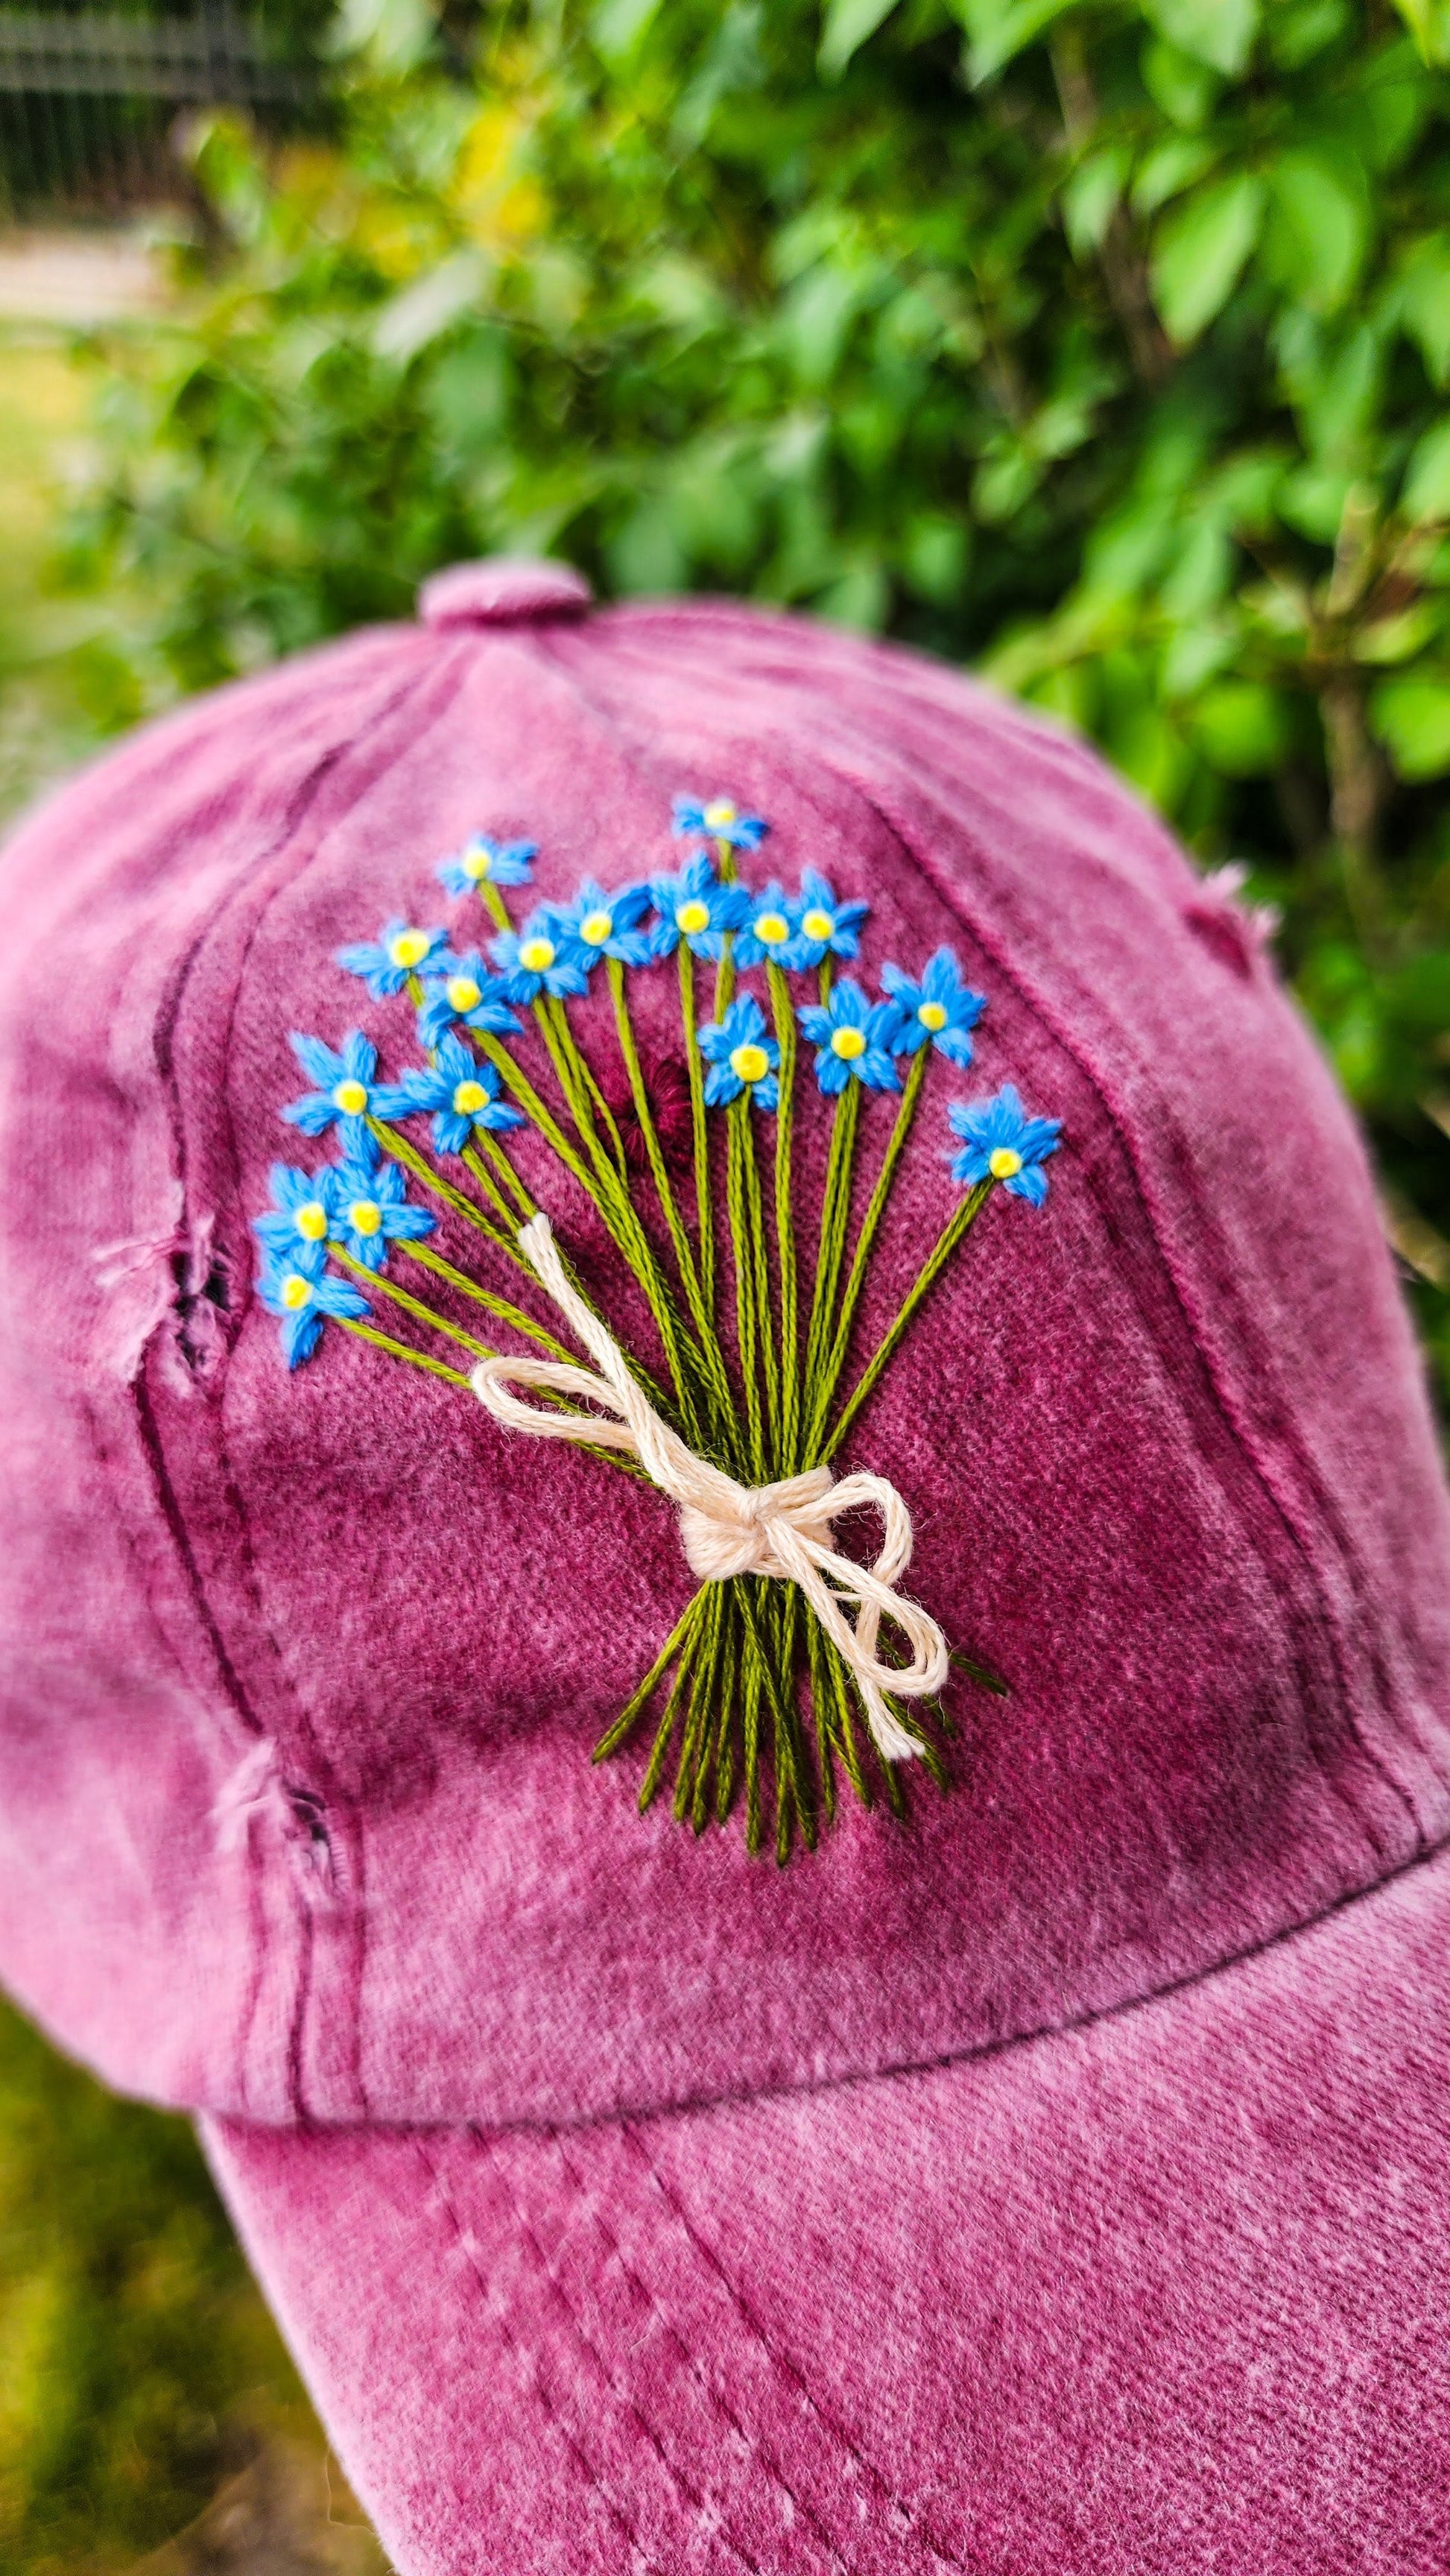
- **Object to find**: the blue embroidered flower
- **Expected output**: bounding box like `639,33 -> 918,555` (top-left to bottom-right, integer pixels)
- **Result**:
416,950 -> 522,1049
542,877 -> 653,967
697,995 -> 779,1112
790,869 -> 870,969
329,1149 -> 437,1270
257,1240 -> 370,1369
797,979 -> 902,1096
881,948 -> 987,1067
489,909 -> 591,1004
948,1085 -> 1062,1206
734,882 -> 801,972
281,1033 -> 411,1159
253,1161 -> 340,1257
646,851 -> 748,962
436,833 -> 536,897
336,918 -> 449,1000
395,1031 -> 526,1155
671,795 -> 769,852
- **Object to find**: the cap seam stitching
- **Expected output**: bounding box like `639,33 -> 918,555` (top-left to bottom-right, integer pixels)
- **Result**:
548,2131 -> 872,2576
414,2133 -> 666,2574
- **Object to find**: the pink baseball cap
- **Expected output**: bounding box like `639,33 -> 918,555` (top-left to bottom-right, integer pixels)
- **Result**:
3,560 -> 1450,2575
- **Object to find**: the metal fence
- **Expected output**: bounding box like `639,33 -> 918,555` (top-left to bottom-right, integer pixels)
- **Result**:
0,1 -> 316,210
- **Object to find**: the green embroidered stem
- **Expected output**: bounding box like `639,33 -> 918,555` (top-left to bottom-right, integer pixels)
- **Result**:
805,1046 -> 928,1456
479,882 -> 513,936
765,962 -> 800,1473
821,1178 -> 993,1463
607,957 -> 737,1442
539,998 -> 726,1452
736,1096 -> 780,1459
400,1240 -> 578,1366
478,1023 -> 707,1436
725,1096 -> 764,1478
702,1587 -> 740,1830
638,1623 -> 703,1812
673,1581 -> 723,1823
712,1591 -> 741,1824
471,1128 -> 536,1221
546,994 -> 629,1181
332,1249 -> 498,1361
335,1316 -> 473,1387
678,944 -> 715,1320
800,1079 -> 861,1412
592,1593 -> 703,1762
371,1120 -> 513,1254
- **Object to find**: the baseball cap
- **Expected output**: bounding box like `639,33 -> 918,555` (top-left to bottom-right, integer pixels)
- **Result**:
2,556 -> 1449,2573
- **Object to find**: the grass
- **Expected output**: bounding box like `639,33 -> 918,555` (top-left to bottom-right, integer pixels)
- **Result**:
0,1993 -> 371,2573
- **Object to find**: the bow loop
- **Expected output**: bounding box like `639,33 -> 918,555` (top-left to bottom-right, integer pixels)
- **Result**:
469,1215 -> 947,1762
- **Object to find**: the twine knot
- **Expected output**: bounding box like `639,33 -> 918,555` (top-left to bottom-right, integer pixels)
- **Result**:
469,1215 -> 948,1761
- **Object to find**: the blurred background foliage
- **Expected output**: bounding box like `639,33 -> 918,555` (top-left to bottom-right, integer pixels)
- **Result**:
0,1991 -> 376,2573
4,0 -> 1450,2562
37,0 -> 1450,1392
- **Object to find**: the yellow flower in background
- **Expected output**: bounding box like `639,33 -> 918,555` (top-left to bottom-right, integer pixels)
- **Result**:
451,103 -> 545,255
351,195 -> 452,282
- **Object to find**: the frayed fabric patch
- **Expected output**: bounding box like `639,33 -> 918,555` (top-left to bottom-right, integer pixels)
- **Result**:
248,796 -> 1063,1860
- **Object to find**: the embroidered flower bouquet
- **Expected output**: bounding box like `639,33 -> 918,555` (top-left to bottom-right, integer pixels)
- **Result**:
256,798 -> 1060,1859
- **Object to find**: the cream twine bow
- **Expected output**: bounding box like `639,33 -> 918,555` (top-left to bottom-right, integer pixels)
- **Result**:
469,1214 -> 949,1762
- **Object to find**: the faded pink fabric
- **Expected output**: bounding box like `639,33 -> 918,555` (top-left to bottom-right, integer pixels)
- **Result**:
1,564 -> 1449,2571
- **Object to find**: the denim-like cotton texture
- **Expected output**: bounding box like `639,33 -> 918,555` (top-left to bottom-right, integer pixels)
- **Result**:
2,568 -> 1449,2569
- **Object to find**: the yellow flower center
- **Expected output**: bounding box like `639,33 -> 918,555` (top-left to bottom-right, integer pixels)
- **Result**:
519,936 -> 555,974
990,1146 -> 1023,1180
349,1199 -> 382,1237
918,1000 -> 948,1032
453,1079 -> 489,1117
800,908 -> 835,941
295,1201 -> 329,1242
280,1272 -> 314,1311
704,800 -> 738,830
730,1042 -> 770,1085
333,1079 -> 368,1115
831,1025 -> 867,1061
677,898 -> 711,936
580,909 -> 613,947
463,846 -> 492,881
753,910 -> 790,947
388,928 -> 431,969
446,974 -> 482,1013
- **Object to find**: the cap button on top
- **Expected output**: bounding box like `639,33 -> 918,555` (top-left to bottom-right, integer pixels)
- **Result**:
417,558 -> 593,631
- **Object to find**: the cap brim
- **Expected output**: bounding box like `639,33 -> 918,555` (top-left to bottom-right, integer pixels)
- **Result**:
203,1840 -> 1450,2575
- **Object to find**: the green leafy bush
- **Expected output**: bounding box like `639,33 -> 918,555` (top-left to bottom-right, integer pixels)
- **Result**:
60,0 -> 1450,1386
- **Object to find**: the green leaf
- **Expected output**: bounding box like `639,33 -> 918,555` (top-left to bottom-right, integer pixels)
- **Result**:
1191,678 -> 1291,773
1371,674 -> 1450,777
372,251 -> 486,365
1266,151 -> 1370,315
1151,173 -> 1266,346
819,0 -> 900,77
1132,136 -> 1218,218
1391,0 -> 1450,68
1063,148 -> 1131,258
954,0 -> 1077,83
1140,35 -> 1218,124
1401,237 -> 1450,386
1141,0 -> 1260,77
1267,0 -> 1351,69
591,0 -> 665,59
1402,420 -> 1450,523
